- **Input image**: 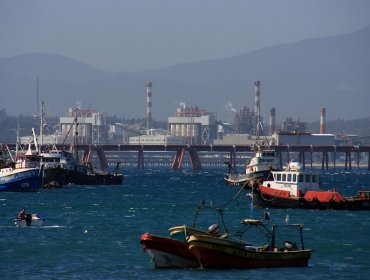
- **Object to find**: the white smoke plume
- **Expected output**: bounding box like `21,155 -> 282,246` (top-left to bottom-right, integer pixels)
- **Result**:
225,101 -> 237,112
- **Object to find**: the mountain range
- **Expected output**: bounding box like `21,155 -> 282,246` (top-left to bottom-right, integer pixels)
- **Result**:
0,25 -> 369,122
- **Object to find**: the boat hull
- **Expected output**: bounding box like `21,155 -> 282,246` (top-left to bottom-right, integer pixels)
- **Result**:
253,185 -> 370,210
65,170 -> 123,185
224,170 -> 272,186
42,166 -> 68,188
188,235 -> 312,269
0,168 -> 42,192
140,233 -> 199,268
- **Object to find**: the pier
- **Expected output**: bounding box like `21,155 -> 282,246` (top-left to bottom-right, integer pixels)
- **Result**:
8,144 -> 370,171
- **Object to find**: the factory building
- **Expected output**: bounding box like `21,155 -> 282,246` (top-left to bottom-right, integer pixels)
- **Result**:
168,106 -> 217,145
280,117 -> 308,134
59,108 -> 108,145
233,106 -> 256,135
272,132 -> 335,146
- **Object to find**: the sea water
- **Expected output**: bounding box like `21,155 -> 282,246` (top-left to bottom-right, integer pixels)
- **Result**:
1,167 -> 369,279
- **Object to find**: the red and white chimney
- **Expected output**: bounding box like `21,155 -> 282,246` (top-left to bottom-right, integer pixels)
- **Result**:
320,107 -> 326,134
146,81 -> 152,136
254,80 -> 261,135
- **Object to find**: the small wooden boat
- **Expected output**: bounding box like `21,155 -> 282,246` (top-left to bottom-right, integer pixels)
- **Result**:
140,226 -> 207,268
14,213 -> 45,227
140,201 -> 228,268
249,162 -> 370,210
187,219 -> 312,269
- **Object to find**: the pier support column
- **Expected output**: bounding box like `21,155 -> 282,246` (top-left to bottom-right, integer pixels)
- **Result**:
229,149 -> 236,171
171,148 -> 185,170
310,150 -> 313,170
333,149 -> 336,171
96,146 -> 108,170
345,152 -> 352,171
299,151 -> 306,169
356,150 -> 360,171
137,146 -> 144,169
81,145 -> 92,165
321,151 -> 329,170
189,148 -> 202,170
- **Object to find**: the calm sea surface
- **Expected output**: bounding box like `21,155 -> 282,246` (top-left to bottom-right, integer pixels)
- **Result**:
1,167 -> 370,279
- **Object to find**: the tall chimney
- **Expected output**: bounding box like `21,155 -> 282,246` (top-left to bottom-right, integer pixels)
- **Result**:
254,80 -> 261,136
146,81 -> 152,136
269,107 -> 276,135
320,107 -> 326,134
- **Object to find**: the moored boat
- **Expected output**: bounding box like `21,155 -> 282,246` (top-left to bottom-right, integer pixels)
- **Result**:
224,149 -> 280,186
140,201 -> 228,268
249,162 -> 370,210
0,153 -> 44,192
187,219 -> 312,269
140,226 -> 207,268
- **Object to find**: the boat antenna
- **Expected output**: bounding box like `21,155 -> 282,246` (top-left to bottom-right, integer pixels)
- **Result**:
71,108 -> 79,161
39,100 -> 44,149
36,77 -> 39,117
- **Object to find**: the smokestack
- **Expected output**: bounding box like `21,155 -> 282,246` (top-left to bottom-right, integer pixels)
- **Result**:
269,107 -> 276,135
146,81 -> 152,136
320,107 -> 326,134
254,80 -> 261,136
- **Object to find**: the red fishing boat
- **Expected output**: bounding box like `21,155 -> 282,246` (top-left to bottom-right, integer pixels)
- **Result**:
248,162 -> 370,210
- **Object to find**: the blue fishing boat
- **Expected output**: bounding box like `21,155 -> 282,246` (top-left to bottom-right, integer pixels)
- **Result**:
0,160 -> 44,192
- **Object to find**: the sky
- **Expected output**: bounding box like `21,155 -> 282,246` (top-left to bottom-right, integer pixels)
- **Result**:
1,0 -> 370,72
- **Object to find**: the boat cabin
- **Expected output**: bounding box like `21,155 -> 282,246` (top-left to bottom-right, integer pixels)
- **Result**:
265,163 -> 321,197
14,155 -> 41,169
246,150 -> 280,173
40,150 -> 76,170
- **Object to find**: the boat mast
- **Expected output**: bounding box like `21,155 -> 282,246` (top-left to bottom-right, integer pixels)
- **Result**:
39,101 -> 44,147
16,122 -> 20,156
72,108 -> 79,161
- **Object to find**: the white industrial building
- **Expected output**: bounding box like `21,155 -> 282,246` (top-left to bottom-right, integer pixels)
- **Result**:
272,133 -> 335,146
59,108 -> 107,145
168,106 -> 217,145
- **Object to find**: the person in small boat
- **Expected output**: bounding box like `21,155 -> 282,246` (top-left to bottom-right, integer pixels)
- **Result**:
17,208 -> 26,220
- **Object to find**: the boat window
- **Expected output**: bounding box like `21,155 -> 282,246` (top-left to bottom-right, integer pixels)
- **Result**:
277,174 -> 281,181
312,175 -> 317,182
287,174 -> 292,182
293,174 -> 297,182
282,174 -> 286,181
305,175 -> 310,182
298,175 -> 303,182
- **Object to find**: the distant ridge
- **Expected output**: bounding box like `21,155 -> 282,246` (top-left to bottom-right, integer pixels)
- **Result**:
0,25 -> 369,121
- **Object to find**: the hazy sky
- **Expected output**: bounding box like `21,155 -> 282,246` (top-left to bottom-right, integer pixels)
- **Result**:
1,0 -> 370,72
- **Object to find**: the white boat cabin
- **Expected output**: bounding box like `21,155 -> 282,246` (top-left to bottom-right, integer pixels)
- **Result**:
40,150 -> 76,170
246,150 -> 280,173
14,155 -> 40,169
264,162 -> 321,197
